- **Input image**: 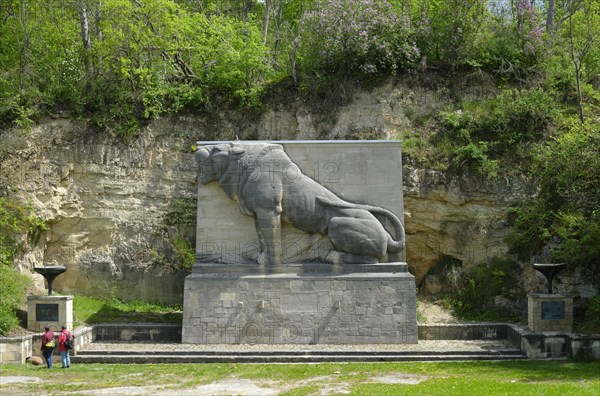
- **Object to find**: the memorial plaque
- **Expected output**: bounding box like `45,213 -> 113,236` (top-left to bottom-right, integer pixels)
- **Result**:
36,303 -> 59,322
541,301 -> 565,320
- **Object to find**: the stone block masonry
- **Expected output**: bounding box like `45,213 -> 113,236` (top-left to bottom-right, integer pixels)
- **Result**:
26,295 -> 73,332
528,293 -> 573,332
182,271 -> 417,344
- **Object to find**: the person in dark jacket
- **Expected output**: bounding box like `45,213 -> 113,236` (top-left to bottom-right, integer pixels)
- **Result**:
41,326 -> 55,368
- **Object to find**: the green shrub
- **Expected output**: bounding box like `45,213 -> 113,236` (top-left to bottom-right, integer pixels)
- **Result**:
172,237 -> 195,271
577,295 -> 600,335
0,265 -> 30,335
446,258 -> 522,322
534,118 -> 600,213
507,199 -> 554,260
551,211 -> 600,269
476,89 -> 557,155
163,199 -> 196,272
0,198 -> 45,335
451,140 -> 499,178
165,199 -> 197,227
438,110 -> 498,177
437,88 -> 559,176
508,119 -> 600,274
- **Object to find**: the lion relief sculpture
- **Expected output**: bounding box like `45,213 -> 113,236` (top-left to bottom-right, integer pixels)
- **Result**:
196,142 -> 405,266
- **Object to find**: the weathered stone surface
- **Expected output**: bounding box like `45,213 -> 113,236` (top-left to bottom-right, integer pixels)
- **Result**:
528,294 -> 573,332
4,79 -> 590,303
1,120 -> 196,303
182,272 -> 418,344
402,164 -> 536,282
26,295 -> 73,332
195,141 -> 405,266
186,141 -> 416,344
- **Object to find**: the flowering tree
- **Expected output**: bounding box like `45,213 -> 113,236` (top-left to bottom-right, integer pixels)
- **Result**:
515,0 -> 544,56
297,0 -> 419,79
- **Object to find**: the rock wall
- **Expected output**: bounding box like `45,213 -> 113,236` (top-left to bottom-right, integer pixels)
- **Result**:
1,78 -> 547,304
1,121 -> 197,304
403,165 -> 535,289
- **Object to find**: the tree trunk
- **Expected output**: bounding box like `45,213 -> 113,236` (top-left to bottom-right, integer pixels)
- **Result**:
242,0 -> 253,21
569,15 -> 585,123
18,0 -> 29,90
272,0 -> 283,61
546,0 -> 556,39
262,0 -> 271,44
78,2 -> 91,76
96,2 -> 103,43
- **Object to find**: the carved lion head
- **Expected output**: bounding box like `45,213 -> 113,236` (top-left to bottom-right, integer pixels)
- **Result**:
195,143 -> 246,185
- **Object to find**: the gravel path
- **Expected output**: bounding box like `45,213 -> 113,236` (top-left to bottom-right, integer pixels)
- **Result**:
80,339 -> 516,353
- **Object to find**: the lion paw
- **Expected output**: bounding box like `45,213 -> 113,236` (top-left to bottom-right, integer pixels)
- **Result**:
325,251 -> 342,265
257,252 -> 267,266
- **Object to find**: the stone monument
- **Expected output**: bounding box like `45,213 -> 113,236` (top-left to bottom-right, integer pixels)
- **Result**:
182,141 -> 417,344
528,263 -> 573,332
27,265 -> 74,332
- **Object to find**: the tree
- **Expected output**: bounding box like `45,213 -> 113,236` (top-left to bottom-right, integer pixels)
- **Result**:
0,1 -> 83,128
298,0 -> 419,80
410,0 -> 488,66
78,0 -> 92,77
562,0 -> 600,122
262,0 -> 271,44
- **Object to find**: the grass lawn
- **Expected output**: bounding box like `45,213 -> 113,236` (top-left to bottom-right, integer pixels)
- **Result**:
72,295 -> 182,325
1,360 -> 599,395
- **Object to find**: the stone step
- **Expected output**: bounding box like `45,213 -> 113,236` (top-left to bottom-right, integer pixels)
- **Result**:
72,353 -> 527,364
72,349 -> 526,363
76,349 -> 524,357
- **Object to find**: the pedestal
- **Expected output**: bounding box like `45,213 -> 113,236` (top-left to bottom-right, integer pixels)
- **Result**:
182,263 -> 418,344
27,295 -> 74,332
528,293 -> 573,332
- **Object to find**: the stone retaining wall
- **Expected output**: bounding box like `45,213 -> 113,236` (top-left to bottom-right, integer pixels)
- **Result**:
0,334 -> 34,364
508,324 -> 600,360
0,326 -> 92,364
93,324 -> 182,343
3,323 -> 599,363
419,323 -> 511,340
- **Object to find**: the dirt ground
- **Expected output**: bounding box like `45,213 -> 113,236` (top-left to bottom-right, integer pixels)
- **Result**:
417,297 -> 459,324
1,373 -> 432,395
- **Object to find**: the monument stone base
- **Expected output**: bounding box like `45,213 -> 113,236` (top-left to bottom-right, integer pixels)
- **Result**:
528,293 -> 573,332
182,263 -> 417,344
27,295 -> 74,332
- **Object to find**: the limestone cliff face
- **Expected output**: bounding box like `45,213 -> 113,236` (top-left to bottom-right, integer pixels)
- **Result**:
0,79 -> 540,303
402,165 -> 535,287
1,121 -> 197,304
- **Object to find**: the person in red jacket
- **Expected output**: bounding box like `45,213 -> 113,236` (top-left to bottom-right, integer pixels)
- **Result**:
41,326 -> 55,368
58,325 -> 72,368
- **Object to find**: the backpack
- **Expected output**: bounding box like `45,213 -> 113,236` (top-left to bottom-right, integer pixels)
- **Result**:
63,334 -> 73,350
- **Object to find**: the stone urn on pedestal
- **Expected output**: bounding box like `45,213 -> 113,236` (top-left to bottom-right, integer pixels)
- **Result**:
27,265 -> 74,332
528,263 -> 573,332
